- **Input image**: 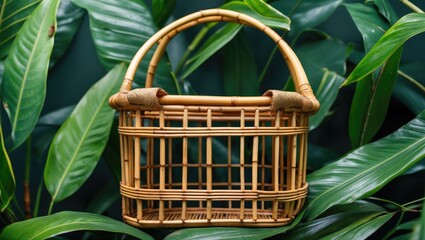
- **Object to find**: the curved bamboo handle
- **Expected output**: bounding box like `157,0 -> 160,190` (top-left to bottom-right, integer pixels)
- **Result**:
120,9 -> 319,112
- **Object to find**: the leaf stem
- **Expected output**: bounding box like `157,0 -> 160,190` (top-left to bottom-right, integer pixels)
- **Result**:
33,177 -> 44,217
48,199 -> 54,215
24,137 -> 32,219
369,196 -> 420,212
402,196 -> 425,208
398,70 -> 425,93
400,0 -> 424,13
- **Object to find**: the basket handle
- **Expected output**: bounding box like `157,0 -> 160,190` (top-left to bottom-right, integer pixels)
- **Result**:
119,9 -> 319,112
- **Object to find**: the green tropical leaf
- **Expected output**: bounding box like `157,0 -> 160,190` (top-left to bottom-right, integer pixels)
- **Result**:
181,0 -> 290,82
343,13 -> 425,86
365,0 -> 399,24
273,0 -> 343,35
345,3 -> 389,52
309,70 -> 345,130
1,0 -> 59,150
182,23 -> 242,80
164,210 -> 304,240
151,0 -> 176,28
305,111 -> 425,220
71,0 -> 176,93
284,201 -> 387,239
243,0 -> 290,30
44,64 -> 126,204
0,0 -> 42,59
221,1 -> 290,30
223,30 -> 258,96
346,3 -> 403,147
349,47 -> 403,147
0,211 -> 154,240
50,0 -> 85,66
325,213 -> 393,239
0,121 -> 14,212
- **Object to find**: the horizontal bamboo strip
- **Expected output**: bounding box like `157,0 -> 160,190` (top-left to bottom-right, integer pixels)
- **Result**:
158,95 -> 272,106
119,128 -> 307,137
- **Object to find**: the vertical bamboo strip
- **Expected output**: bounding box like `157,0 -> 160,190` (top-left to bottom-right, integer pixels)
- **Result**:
182,109 -> 189,220
126,114 -> 134,214
159,110 -> 166,221
198,122 -> 203,208
252,110 -> 259,220
206,109 -> 212,220
240,109 -> 245,220
119,112 -> 127,215
272,111 -> 281,220
147,119 -> 154,210
227,122 -> 232,209
295,114 -> 307,213
168,121 -> 172,208
261,122 -> 266,210
134,111 -> 142,219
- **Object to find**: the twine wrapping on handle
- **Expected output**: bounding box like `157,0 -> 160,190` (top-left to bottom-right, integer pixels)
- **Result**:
109,87 -> 167,110
263,90 -> 313,112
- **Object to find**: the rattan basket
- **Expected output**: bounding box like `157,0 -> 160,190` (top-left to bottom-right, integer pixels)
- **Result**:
109,9 -> 319,228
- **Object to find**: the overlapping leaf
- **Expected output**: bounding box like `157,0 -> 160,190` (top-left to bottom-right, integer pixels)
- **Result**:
181,0 -> 290,81
0,211 -> 153,240
343,13 -> 425,86
346,3 -> 402,147
0,0 -> 41,59
71,0 -> 176,93
50,0 -> 85,66
305,111 -> 425,220
309,70 -> 345,130
285,201 -> 390,239
1,0 -> 59,150
44,64 -> 125,203
273,0 -> 343,35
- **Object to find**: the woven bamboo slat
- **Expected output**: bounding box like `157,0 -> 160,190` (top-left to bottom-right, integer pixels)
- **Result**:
109,8 -> 319,228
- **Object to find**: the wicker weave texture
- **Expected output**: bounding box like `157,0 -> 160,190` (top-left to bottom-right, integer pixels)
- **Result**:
109,9 -> 319,228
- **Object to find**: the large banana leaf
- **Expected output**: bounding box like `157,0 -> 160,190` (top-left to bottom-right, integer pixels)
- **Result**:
71,0 -> 176,93
343,13 -> 425,86
1,0 -> 59,150
0,0 -> 41,59
50,0 -> 85,66
44,64 -> 126,204
0,211 -> 153,240
0,121 -> 14,212
305,111 -> 425,220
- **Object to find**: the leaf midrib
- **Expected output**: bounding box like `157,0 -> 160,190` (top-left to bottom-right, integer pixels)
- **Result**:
51,79 -> 116,202
308,133 -> 425,213
11,2 -> 49,138
1,0 -> 41,24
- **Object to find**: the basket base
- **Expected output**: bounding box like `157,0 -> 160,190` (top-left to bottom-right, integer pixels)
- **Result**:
123,208 -> 294,228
